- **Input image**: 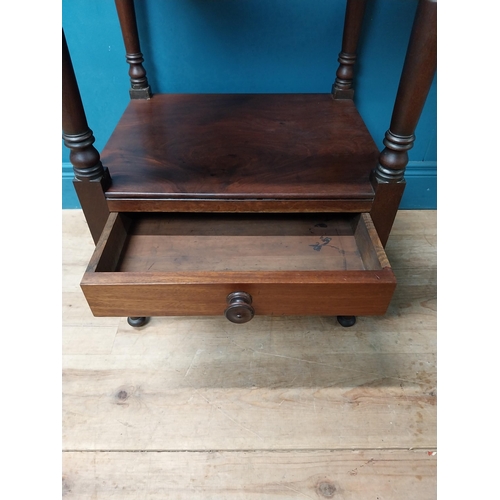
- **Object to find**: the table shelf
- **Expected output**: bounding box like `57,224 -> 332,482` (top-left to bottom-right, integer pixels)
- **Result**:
102,94 -> 378,213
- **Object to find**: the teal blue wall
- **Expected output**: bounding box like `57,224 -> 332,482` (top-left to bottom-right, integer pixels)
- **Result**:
62,0 -> 436,209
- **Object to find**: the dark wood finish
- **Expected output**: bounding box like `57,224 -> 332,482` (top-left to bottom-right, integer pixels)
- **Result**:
371,0 -> 436,245
369,178 -> 406,248
332,0 -> 368,99
115,0 -> 151,99
386,0 -> 437,139
375,0 -> 437,184
62,30 -> 110,243
81,212 -> 396,318
224,292 -> 255,324
65,3 -> 438,321
106,198 -> 374,214
102,94 -> 378,211
62,31 -> 106,182
92,212 -> 131,272
71,179 -> 112,245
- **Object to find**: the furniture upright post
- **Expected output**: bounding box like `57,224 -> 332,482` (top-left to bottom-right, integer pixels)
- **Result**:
332,0 -> 368,99
62,30 -> 111,244
115,0 -> 152,99
371,0 -> 437,246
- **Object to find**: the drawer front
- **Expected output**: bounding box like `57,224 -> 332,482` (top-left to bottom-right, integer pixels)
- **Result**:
82,273 -> 396,318
81,212 -> 396,320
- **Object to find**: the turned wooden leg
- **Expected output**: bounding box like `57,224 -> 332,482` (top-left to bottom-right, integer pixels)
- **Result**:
332,0 -> 368,99
62,30 -> 111,244
115,0 -> 152,99
127,317 -> 149,327
371,0 -> 437,246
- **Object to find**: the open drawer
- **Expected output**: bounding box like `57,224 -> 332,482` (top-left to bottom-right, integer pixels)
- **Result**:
81,212 -> 396,322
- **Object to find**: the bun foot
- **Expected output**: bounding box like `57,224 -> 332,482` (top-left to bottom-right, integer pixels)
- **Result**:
127,317 -> 149,327
337,316 -> 356,327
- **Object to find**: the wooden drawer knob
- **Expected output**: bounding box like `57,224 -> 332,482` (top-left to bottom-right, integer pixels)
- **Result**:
224,291 -> 254,324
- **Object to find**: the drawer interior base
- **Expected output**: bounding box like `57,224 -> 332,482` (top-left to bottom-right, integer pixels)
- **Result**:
96,213 -> 388,274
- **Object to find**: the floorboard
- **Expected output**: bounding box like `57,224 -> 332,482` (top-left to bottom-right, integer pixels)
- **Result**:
63,450 -> 437,500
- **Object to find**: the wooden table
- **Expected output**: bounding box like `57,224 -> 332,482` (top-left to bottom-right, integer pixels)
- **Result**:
62,0 -> 436,328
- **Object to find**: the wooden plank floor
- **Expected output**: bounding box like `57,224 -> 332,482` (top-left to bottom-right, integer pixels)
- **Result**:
62,209 -> 437,499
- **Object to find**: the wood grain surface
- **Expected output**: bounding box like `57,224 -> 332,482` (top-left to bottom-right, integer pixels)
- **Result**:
101,94 -> 378,209
80,212 -> 396,317
62,209 -> 437,498
63,449 -> 436,499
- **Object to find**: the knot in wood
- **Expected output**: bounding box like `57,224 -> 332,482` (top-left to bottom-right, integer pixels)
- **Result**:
317,481 -> 337,498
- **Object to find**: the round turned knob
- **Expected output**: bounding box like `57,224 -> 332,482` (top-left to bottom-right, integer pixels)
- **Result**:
224,291 -> 254,324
